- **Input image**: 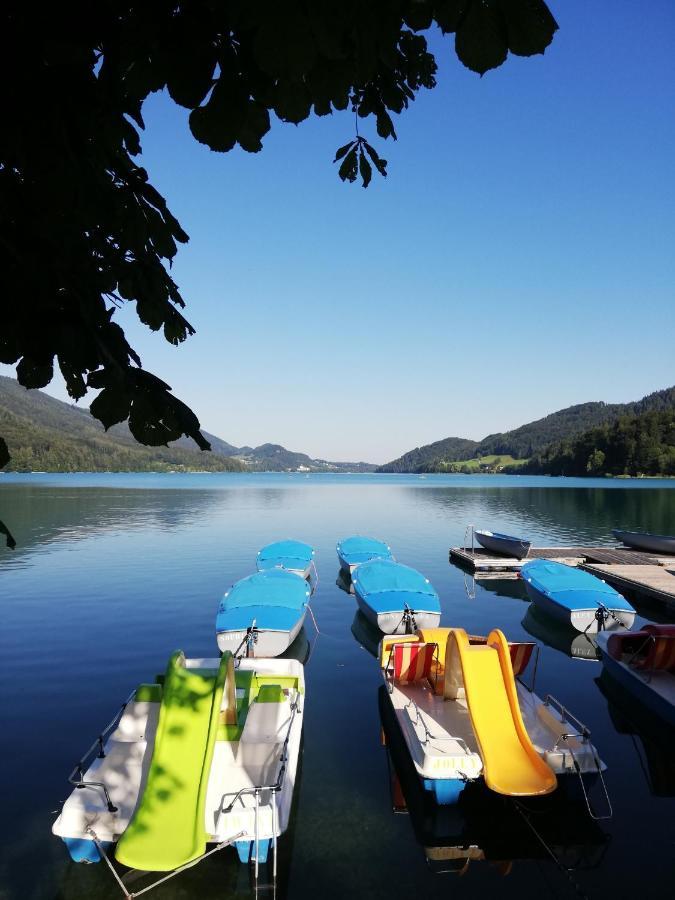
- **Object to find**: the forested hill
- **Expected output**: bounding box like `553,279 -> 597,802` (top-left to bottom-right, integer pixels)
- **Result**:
520,408 -> 675,477
379,387 -> 675,473
0,377 -> 376,472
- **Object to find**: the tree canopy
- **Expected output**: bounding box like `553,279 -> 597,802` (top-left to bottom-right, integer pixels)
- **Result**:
0,2 -> 557,508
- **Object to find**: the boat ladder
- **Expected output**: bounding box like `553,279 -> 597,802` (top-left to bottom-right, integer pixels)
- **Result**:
463,524 -> 475,556
544,694 -> 612,820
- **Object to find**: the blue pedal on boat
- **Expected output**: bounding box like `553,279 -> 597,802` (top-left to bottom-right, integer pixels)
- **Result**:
336,535 -> 394,574
256,540 -> 316,580
520,560 -> 635,634
352,559 -> 440,634
216,569 -> 311,657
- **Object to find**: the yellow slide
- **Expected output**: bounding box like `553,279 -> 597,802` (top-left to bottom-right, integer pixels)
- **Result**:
444,628 -> 557,797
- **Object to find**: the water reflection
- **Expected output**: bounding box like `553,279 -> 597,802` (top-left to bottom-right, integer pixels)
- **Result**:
522,606 -> 600,662
378,687 -> 608,877
351,610 -> 382,658
412,485 -> 675,547
335,568 -> 354,595
596,671 -> 675,797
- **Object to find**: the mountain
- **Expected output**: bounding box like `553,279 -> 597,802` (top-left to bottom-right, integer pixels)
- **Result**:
378,387 -> 675,473
0,377 -> 376,472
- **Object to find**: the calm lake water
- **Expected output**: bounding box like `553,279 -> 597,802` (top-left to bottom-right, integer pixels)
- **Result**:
1,472 -> 675,900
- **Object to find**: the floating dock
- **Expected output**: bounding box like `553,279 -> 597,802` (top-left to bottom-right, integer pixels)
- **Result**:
581,564 -> 675,613
450,544 -> 675,610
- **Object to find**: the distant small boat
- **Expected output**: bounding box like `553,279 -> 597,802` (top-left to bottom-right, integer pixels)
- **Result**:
612,529 -> 675,555
596,625 -> 675,727
475,529 -> 531,559
336,535 -> 394,574
216,570 -> 311,657
352,559 -> 440,634
521,560 -> 635,634
256,539 -> 316,579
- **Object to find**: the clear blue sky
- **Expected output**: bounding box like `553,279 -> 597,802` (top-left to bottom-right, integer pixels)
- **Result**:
8,0 -> 675,463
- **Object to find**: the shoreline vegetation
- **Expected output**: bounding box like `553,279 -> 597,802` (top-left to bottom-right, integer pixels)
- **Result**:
1,377 -> 674,479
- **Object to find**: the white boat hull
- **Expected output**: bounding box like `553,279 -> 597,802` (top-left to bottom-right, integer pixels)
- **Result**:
355,592 -> 440,634
216,612 -> 306,657
532,590 -> 635,634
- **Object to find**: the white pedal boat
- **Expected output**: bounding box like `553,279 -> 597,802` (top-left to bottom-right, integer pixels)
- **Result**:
53,652 -> 304,884
379,628 -> 608,813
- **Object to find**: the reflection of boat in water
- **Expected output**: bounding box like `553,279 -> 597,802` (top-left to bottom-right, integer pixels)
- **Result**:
522,606 -> 600,661
335,568 -> 354,595
350,610 -> 382,658
472,575 -> 528,601
279,626 -> 311,665
596,670 -> 675,797
378,687 -> 608,875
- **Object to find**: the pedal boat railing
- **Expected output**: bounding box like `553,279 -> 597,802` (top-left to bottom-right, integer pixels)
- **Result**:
67,689 -> 136,813
214,694 -> 301,881
542,694 -> 612,820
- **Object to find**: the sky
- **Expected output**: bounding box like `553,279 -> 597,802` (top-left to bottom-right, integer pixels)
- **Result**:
6,0 -> 675,464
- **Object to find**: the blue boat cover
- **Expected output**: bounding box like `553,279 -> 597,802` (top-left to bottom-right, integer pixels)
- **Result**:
216,570 -> 310,633
521,560 -> 635,612
257,539 -> 314,571
353,560 -> 440,613
336,535 -> 394,566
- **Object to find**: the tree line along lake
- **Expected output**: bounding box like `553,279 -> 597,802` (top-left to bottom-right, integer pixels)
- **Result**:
1,472 -> 675,899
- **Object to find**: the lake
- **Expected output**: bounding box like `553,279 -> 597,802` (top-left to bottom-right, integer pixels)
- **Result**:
1,472 -> 675,900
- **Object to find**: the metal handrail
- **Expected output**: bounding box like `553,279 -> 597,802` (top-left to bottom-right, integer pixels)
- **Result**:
543,694 -> 591,741
463,524 -> 475,555
67,689 -> 136,812
542,693 -> 612,820
627,632 -> 675,683
405,698 -> 472,754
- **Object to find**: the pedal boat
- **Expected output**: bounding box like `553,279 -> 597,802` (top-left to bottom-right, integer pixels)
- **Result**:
216,569 -> 310,657
52,651 -> 304,882
352,559 -> 441,634
257,539 -> 316,580
336,535 -> 394,574
596,624 -> 675,727
520,559 -> 636,634
378,628 -> 608,810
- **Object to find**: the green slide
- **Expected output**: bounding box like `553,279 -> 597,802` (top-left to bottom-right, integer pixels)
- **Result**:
115,651 -> 229,872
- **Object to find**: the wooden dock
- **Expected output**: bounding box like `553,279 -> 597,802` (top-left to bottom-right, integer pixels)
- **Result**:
449,544 -> 675,611
581,563 -> 675,613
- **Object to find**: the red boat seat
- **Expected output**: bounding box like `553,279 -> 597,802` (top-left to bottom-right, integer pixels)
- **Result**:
392,642 -> 438,686
509,642 -> 535,676
614,627 -> 675,672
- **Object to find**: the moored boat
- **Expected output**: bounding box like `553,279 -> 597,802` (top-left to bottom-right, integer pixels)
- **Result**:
53,651 -> 304,881
378,627 -> 608,809
336,535 -> 394,573
596,624 -> 675,727
216,569 -> 311,657
612,529 -> 675,555
352,559 -> 441,634
256,539 -> 316,579
475,529 -> 531,559
520,559 -> 636,634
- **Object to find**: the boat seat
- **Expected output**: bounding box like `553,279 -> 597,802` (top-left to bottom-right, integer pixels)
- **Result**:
392,642 -> 438,687
633,634 -> 675,672
240,687 -> 292,744
509,642 -> 535,676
